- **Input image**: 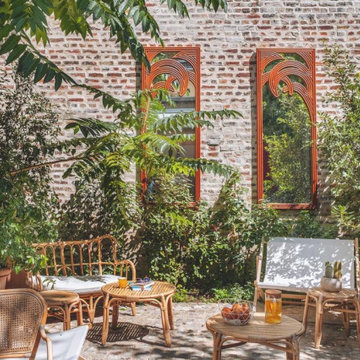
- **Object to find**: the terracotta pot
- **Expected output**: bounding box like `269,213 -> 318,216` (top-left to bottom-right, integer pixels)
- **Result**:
320,276 -> 342,292
0,268 -> 11,289
6,270 -> 29,289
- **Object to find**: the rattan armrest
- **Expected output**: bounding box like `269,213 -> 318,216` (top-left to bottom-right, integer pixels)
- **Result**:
115,259 -> 137,281
39,326 -> 53,360
26,272 -> 44,291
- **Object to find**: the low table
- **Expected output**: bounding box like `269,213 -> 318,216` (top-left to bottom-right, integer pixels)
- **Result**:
206,312 -> 304,360
303,287 -> 360,348
101,281 -> 176,347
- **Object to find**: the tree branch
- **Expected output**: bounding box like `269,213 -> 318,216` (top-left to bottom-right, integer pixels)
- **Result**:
9,156 -> 84,176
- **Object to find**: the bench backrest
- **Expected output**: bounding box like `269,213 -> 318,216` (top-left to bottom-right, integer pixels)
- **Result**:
263,237 -> 357,290
33,235 -> 121,276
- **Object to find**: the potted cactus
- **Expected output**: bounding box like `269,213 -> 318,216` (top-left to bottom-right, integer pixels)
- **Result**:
320,261 -> 342,292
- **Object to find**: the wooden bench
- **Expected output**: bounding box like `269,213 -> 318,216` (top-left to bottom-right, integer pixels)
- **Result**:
27,234 -> 136,322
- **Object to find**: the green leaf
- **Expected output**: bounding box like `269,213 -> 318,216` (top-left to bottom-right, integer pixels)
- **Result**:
43,69 -> 55,83
34,62 -> 48,83
5,44 -> 26,64
54,73 -> 62,90
0,34 -> 21,55
0,25 -> 12,41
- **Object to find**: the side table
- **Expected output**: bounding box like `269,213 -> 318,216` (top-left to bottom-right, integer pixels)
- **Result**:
101,281 -> 176,347
302,287 -> 360,348
41,290 -> 83,330
206,312 -> 304,360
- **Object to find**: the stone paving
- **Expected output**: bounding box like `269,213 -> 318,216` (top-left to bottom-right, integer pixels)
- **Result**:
47,302 -> 360,359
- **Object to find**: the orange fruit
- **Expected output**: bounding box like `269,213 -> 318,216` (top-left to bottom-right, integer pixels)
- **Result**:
232,303 -> 242,313
221,307 -> 233,319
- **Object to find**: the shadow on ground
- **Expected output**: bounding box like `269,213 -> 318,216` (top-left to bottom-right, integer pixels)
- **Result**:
87,322 -> 149,345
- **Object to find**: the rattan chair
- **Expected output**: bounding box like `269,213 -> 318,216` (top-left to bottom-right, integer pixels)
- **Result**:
0,289 -> 88,360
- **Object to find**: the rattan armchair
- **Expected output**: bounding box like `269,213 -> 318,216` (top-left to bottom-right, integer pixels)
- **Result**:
0,289 -> 88,360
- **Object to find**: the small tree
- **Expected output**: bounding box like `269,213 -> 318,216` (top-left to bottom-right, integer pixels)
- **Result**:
0,70 -> 59,272
318,45 -> 360,235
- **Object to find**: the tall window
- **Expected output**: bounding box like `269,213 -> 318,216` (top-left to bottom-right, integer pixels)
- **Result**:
257,48 -> 317,209
142,47 -> 201,201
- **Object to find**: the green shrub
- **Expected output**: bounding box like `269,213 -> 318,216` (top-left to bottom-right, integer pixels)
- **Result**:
134,173 -> 287,294
0,71 -> 59,272
319,45 -> 360,236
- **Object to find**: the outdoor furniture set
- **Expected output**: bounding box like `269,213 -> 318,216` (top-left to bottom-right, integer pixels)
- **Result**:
2,235 -> 359,359
25,234 -> 177,348
255,237 -> 360,348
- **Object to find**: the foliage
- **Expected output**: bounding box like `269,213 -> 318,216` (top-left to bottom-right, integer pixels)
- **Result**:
318,45 -> 360,236
57,180 -> 141,242
211,282 -> 254,301
0,70 -> 59,271
59,91 -> 238,182
287,210 -> 338,239
0,0 -> 228,103
56,90 -> 239,244
132,172 -> 287,293
263,85 -> 312,204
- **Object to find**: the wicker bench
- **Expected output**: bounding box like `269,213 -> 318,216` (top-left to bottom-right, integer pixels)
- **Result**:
27,234 -> 136,322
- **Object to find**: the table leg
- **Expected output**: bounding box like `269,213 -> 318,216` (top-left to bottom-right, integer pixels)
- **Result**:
286,336 -> 299,360
212,331 -> 222,360
342,302 -> 350,337
101,294 -> 110,345
130,301 -> 136,316
160,295 -> 171,347
112,301 -> 119,329
314,298 -> 323,349
167,296 -> 175,330
64,303 -> 71,331
302,293 -> 310,331
354,299 -> 360,346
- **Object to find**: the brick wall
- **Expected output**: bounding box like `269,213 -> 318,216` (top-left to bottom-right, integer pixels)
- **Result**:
5,1 -> 360,213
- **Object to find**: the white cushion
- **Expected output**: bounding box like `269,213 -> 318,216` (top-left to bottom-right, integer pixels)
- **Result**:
260,237 -> 356,291
35,325 -> 88,360
41,274 -> 119,294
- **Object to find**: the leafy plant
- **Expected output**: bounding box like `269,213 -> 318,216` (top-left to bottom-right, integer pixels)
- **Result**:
131,172 -> 287,294
0,0 -> 228,104
0,70 -> 59,272
287,210 -> 338,239
318,45 -> 360,236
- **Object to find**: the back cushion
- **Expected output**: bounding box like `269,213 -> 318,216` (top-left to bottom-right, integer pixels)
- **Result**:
263,237 -> 355,289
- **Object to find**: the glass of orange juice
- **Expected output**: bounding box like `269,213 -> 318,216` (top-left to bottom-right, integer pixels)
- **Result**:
265,289 -> 282,323
118,277 -> 128,288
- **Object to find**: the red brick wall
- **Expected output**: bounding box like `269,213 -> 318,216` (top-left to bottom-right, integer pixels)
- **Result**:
3,1 -> 360,213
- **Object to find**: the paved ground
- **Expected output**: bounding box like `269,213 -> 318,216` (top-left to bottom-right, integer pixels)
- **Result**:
47,302 -> 360,359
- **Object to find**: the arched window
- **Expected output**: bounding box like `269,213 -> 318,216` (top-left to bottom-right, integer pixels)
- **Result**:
257,48 -> 317,209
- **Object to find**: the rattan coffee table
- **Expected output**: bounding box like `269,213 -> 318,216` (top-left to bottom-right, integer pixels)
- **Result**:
206,312 -> 304,360
101,281 -> 176,347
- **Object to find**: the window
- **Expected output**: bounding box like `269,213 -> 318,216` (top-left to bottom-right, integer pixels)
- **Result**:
141,47 -> 201,201
257,48 -> 317,209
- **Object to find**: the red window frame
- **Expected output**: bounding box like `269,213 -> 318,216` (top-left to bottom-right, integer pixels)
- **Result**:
256,48 -> 317,209
141,46 -> 201,201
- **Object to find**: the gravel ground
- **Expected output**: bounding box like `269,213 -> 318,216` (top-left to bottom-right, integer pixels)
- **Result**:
46,302 -> 360,359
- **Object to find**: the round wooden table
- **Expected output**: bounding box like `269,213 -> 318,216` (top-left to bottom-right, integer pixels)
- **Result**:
206,312 -> 304,360
101,281 -> 176,347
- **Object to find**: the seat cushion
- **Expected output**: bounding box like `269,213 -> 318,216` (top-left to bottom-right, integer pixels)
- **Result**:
40,275 -> 119,294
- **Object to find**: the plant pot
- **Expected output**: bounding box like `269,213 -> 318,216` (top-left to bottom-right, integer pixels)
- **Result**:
0,268 -> 11,289
320,276 -> 342,292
